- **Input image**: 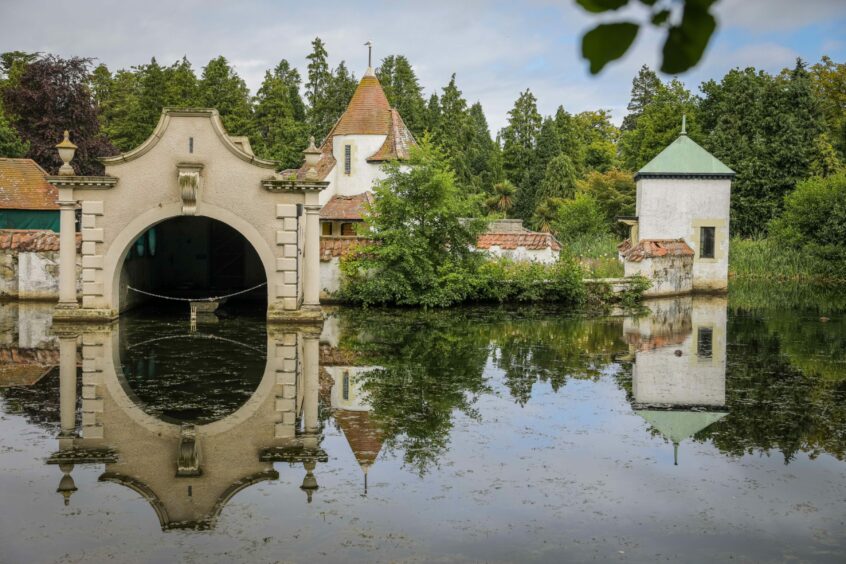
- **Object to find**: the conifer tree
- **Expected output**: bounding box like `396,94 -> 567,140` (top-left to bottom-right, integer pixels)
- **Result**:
164,56 -> 199,108
253,59 -> 308,169
621,65 -> 661,132
377,55 -> 426,135
500,89 -> 543,220
198,56 -> 254,137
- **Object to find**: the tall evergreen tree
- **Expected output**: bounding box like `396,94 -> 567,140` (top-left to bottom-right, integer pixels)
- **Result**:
810,56 -> 845,163
253,59 -> 308,169
91,65 -> 145,152
197,56 -> 254,137
305,37 -> 334,140
3,55 -> 115,174
465,101 -> 502,193
377,55 -> 426,136
699,61 -> 827,236
163,56 -> 199,108
425,93 -> 441,133
619,79 -> 699,171
500,89 -> 543,220
621,65 -> 662,132
432,74 -> 472,183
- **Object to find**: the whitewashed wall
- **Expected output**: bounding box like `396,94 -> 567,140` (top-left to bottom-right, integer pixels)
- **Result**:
482,246 -> 559,264
636,177 -> 730,291
319,134 -> 387,205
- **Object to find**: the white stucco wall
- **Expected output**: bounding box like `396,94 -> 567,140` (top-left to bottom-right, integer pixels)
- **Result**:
319,134 -> 387,205
325,366 -> 380,411
482,246 -> 559,264
320,257 -> 341,298
636,177 -> 730,291
628,296 -> 727,407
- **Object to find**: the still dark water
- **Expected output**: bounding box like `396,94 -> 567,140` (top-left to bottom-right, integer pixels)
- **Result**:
1,287 -> 845,563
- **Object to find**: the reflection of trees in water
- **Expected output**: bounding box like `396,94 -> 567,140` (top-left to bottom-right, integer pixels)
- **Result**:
335,309 -> 628,473
488,318 -> 626,405
0,368 -> 64,432
697,314 -> 846,463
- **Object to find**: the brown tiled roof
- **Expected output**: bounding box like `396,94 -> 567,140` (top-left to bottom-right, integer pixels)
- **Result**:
320,193 -> 373,221
618,239 -> 694,262
319,236 -> 372,262
367,109 -> 416,162
289,73 -> 416,179
476,231 -> 562,252
0,346 -> 60,387
624,329 -> 692,352
0,229 -> 81,252
335,409 -> 384,470
0,158 -> 57,210
333,74 -> 392,136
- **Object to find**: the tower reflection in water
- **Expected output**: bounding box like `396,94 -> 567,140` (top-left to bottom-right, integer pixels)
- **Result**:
47,316 -> 327,530
625,296 -> 729,465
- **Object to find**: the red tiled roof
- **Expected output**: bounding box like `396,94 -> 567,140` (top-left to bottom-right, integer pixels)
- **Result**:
0,158 -> 57,210
320,193 -> 373,221
476,231 -> 562,252
618,239 -> 694,262
0,229 -> 81,252
367,109 -> 416,162
319,236 -> 372,262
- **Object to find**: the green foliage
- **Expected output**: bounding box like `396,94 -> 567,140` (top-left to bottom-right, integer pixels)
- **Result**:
339,137 -> 487,307
0,111 -> 27,157
577,169 -> 636,236
377,55 -> 426,136
811,56 -> 846,162
539,153 -> 578,202
582,22 -> 639,74
768,173 -> 846,278
622,65 -> 661,131
198,56 -> 254,137
619,78 -> 700,170
576,0 -> 719,75
472,258 -> 586,304
729,237 -> 845,283
486,180 -> 517,215
700,62 -> 828,236
252,60 -> 308,169
552,193 -> 609,244
500,89 -> 543,220
565,233 -> 625,278
304,38 -> 357,142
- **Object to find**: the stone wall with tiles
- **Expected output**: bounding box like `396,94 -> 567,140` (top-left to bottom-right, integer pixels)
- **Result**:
0,229 -> 81,299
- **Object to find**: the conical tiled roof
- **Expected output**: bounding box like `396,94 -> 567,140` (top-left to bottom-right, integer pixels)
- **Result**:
335,409 -> 384,471
332,71 -> 393,136
636,134 -> 735,179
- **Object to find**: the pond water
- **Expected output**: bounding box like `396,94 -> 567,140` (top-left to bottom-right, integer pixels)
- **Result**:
1,289 -> 845,563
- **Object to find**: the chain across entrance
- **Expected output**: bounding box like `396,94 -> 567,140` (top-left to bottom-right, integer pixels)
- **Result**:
127,282 -> 268,327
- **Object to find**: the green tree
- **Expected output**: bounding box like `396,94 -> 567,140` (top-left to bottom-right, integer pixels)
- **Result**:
163,56 -> 199,108
339,137 -> 486,307
425,93 -> 441,133
699,61 -> 827,235
621,65 -> 662,131
197,56 -> 254,137
486,180 -> 517,215
0,112 -> 27,157
91,65 -> 145,151
577,169 -> 636,236
810,56 -> 846,162
619,79 -> 699,171
377,55 -> 426,136
0,51 -> 36,157
769,173 -> 846,277
252,59 -> 308,168
552,193 -> 609,243
432,74 -> 472,183
539,153 -> 579,203
500,89 -> 543,221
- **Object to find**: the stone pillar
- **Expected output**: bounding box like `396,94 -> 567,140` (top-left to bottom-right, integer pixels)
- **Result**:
58,335 -> 78,437
57,190 -> 78,307
303,205 -> 321,308
302,334 -> 319,434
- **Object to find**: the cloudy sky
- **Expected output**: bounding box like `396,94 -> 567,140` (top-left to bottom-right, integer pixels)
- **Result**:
1,0 -> 844,131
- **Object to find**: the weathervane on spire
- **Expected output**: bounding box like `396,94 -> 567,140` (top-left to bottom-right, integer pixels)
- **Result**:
364,40 -> 373,68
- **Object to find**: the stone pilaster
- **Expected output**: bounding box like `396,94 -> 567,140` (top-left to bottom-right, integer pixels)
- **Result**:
57,188 -> 78,308
303,205 -> 321,308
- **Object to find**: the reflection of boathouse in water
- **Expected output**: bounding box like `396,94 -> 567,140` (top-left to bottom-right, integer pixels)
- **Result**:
46,319 -> 328,530
625,296 -> 729,465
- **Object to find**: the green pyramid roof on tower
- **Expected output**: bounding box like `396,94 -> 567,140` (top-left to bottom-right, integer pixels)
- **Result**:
636,132 -> 735,180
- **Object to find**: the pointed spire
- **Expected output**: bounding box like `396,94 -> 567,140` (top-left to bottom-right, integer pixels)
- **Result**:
681,114 -> 687,136
364,40 -> 374,76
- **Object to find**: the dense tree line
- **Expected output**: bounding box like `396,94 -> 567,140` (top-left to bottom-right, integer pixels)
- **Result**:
0,43 -> 843,239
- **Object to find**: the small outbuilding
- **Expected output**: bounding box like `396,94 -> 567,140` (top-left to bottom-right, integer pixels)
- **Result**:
619,120 -> 734,297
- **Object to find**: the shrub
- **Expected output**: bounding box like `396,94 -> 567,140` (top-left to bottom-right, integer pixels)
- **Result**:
552,193 -> 609,244
769,173 -> 846,278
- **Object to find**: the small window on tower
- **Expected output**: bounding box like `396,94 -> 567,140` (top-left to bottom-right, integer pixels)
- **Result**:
344,144 -> 351,175
189,137 -> 194,153
700,226 -> 715,259
341,223 -> 355,236
322,222 -> 332,236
